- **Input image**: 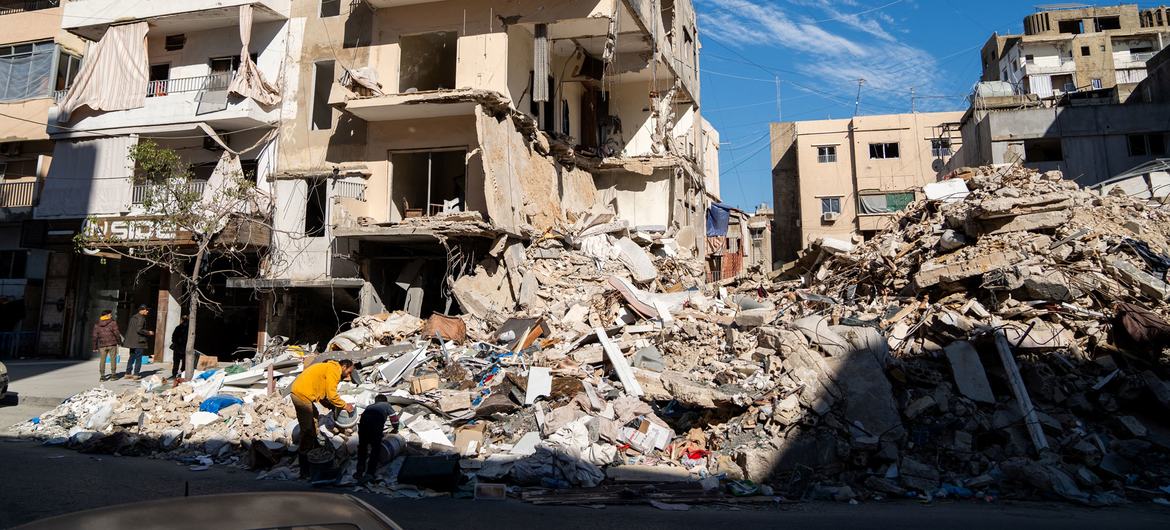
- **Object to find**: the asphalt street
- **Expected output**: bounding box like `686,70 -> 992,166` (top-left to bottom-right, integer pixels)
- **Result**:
2,440 -> 1169,529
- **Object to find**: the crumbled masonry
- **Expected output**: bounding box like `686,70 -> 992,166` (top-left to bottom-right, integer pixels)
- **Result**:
13,164 -> 1170,505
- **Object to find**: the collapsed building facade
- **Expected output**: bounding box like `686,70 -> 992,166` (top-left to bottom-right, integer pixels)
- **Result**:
0,0 -> 720,359
238,0 -> 721,345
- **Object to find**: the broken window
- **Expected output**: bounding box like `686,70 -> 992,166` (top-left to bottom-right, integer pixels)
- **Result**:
1128,133 -> 1167,157
311,60 -> 334,130
399,32 -> 457,93
304,179 -> 327,237
859,192 -> 915,214
164,34 -> 186,51
1059,19 -> 1084,34
320,0 -> 340,18
820,197 -> 841,215
1095,16 -> 1121,31
391,150 -> 467,219
1024,138 -> 1063,162
931,138 -> 952,157
817,146 -> 837,163
869,142 -> 899,160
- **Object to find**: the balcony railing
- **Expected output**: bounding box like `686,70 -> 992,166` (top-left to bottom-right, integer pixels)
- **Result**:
54,71 -> 234,104
132,180 -> 208,205
0,0 -> 59,16
335,181 -> 367,202
0,180 -> 41,208
1117,51 -> 1157,63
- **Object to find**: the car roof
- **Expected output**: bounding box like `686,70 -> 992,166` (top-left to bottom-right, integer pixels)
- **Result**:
15,492 -> 401,530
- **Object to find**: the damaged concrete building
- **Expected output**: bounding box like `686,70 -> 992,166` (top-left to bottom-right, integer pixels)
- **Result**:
238,0 -> 721,344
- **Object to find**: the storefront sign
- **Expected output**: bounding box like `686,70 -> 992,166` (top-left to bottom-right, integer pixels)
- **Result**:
81,216 -> 193,245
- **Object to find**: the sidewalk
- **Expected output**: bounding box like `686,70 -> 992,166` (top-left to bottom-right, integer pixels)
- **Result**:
1,357 -> 169,432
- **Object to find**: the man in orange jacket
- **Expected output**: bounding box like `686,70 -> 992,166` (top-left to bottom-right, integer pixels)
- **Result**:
290,359 -> 355,478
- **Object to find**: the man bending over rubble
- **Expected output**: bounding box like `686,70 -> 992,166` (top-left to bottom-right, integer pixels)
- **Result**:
355,394 -> 400,483
290,358 -> 355,479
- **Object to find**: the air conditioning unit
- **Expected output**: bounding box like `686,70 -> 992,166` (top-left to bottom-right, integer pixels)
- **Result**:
822,212 -> 840,223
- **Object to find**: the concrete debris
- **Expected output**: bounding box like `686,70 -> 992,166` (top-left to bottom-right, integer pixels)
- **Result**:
12,166 -> 1170,506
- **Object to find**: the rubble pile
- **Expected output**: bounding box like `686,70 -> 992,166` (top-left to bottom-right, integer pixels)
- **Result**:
12,165 -> 1170,507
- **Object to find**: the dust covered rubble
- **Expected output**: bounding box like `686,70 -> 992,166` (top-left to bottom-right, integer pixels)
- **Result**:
12,165 -> 1170,506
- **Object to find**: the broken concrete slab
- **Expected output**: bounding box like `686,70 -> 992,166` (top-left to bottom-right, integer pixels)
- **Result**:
793,316 -> 849,357
614,237 -> 658,283
596,327 -> 643,397
944,341 -> 996,404
1109,258 -> 1170,300
660,371 -> 734,409
823,326 -> 904,441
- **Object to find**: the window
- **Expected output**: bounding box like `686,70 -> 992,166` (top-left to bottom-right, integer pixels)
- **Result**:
304,179 -> 327,237
391,150 -> 467,218
858,192 -> 915,214
399,32 -> 458,92
0,158 -> 37,179
54,50 -> 80,91
869,142 -> 900,159
820,197 -> 841,215
931,138 -> 952,157
1081,46 -> 1091,56
1091,78 -> 1103,89
311,60 -> 335,130
0,40 -> 56,101
1128,133 -> 1166,157
164,34 -> 186,51
1025,54 -> 1035,64
1024,138 -> 1064,162
0,250 -> 28,279
1059,20 -> 1084,34
320,0 -> 340,18
817,145 -> 837,163
1095,16 -> 1121,31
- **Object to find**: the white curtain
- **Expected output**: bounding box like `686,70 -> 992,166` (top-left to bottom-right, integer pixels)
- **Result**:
35,135 -> 138,218
228,5 -> 281,106
57,22 -> 149,121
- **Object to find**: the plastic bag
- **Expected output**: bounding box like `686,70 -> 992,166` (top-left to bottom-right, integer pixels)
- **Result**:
199,394 -> 244,414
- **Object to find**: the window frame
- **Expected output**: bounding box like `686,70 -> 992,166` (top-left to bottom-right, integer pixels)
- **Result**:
311,60 -> 336,131
931,138 -> 952,158
820,196 -> 842,215
869,142 -> 900,160
320,0 -> 341,18
1128,133 -> 1167,157
816,145 -> 837,163
0,39 -> 57,102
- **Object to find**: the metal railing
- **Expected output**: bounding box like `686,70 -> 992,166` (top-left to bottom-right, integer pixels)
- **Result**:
334,180 -> 367,202
132,180 -> 208,205
147,71 -> 233,98
0,0 -> 59,16
1119,51 -> 1157,63
55,71 -> 234,104
0,180 -> 40,208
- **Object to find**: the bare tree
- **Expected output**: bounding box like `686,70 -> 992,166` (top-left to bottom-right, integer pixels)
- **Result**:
75,140 -> 270,379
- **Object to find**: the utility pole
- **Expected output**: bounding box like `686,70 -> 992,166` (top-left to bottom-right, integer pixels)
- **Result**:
910,87 -> 916,113
774,76 -> 782,122
853,78 -> 866,117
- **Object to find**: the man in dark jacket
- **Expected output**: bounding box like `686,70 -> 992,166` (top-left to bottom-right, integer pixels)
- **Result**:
123,304 -> 154,379
170,314 -> 189,379
92,309 -> 121,381
354,394 -> 400,483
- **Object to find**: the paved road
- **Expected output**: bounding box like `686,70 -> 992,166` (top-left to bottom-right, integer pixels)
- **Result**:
1,441 -> 1168,529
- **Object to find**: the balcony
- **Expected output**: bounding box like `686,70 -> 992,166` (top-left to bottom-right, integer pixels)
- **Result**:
51,72 -> 278,133
1022,57 -> 1076,76
0,0 -> 58,16
0,180 -> 40,208
131,180 -> 208,205
62,0 -> 291,41
1115,51 -> 1157,68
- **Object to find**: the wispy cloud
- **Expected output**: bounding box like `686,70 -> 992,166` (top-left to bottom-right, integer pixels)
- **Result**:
696,0 -> 948,111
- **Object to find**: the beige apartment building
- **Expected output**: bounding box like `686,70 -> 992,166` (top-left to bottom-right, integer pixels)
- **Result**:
981,4 -> 1170,101
770,111 -> 963,262
0,1 -> 86,356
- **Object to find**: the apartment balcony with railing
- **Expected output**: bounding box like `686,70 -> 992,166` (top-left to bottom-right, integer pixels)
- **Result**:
131,180 -> 208,205
1114,50 -> 1158,68
62,0 -> 290,40
0,0 -> 58,16
1022,55 -> 1077,75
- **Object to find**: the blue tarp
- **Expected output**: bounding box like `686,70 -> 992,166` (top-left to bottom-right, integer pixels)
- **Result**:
199,395 -> 244,414
706,202 -> 733,237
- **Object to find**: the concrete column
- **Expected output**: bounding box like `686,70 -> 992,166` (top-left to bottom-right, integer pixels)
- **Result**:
154,271 -> 181,362
359,281 -> 386,316
255,292 -> 268,357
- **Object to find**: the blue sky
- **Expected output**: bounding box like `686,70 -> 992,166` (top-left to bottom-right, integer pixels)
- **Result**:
696,0 -> 1099,210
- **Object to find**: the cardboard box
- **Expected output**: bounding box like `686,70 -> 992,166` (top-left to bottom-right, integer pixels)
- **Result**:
409,373 -> 440,394
196,354 -> 218,371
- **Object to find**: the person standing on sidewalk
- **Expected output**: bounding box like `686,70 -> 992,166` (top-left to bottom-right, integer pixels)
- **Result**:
92,310 -> 122,381
123,305 -> 154,380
